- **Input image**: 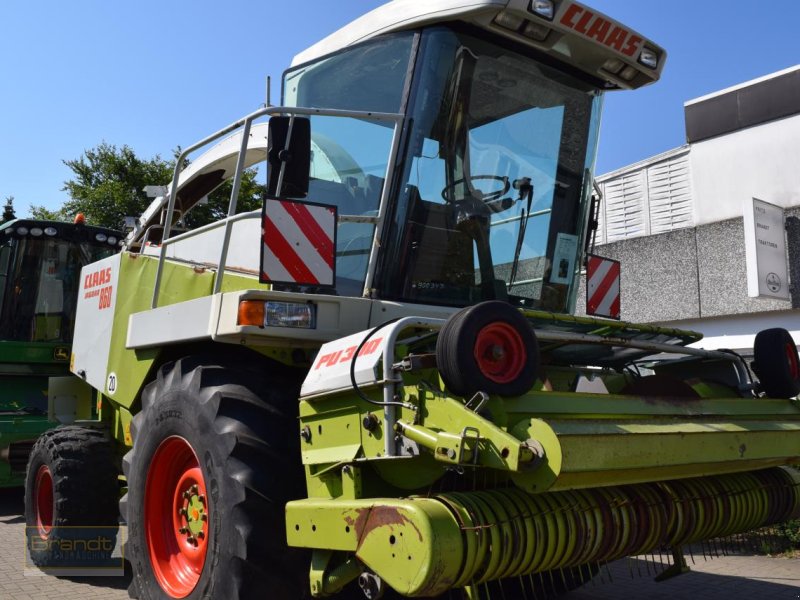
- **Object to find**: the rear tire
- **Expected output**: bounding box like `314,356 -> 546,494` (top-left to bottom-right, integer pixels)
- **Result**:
24,426 -> 120,568
122,356 -> 310,600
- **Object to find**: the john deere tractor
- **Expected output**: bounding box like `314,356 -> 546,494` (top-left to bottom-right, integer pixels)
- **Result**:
25,1 -> 800,599
0,217 -> 120,487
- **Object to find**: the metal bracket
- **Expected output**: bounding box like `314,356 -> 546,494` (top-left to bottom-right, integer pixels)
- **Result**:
392,353 -> 437,372
465,391 -> 489,413
458,426 -> 481,466
310,550 -> 362,597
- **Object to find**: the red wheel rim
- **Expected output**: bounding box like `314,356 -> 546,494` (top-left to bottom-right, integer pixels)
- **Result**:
33,465 -> 54,539
474,322 -> 527,384
145,436 -> 209,598
786,342 -> 800,380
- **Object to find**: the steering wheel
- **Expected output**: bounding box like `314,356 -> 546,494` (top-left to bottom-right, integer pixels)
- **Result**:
441,175 -> 510,204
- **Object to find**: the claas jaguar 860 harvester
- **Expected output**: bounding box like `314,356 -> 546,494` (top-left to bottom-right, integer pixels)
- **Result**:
24,1 -> 800,599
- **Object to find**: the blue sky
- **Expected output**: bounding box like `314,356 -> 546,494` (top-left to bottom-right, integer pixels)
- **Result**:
1,1 -> 798,216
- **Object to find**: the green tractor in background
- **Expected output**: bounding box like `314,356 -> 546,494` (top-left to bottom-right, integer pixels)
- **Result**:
0,217 -> 121,486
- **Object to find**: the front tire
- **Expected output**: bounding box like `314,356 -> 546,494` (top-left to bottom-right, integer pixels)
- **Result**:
436,301 -> 539,397
122,357 -> 308,600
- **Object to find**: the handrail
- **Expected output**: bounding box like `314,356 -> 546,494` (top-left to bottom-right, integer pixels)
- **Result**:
151,106 -> 405,308
144,210 -> 261,259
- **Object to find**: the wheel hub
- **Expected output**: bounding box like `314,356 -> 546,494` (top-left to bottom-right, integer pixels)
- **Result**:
33,464 -> 54,540
177,484 -> 207,544
145,436 -> 210,598
474,322 -> 526,384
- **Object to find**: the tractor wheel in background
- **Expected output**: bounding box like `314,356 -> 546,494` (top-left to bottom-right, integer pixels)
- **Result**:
436,301 -> 539,398
121,356 -> 312,600
752,328 -> 800,399
24,426 -> 120,567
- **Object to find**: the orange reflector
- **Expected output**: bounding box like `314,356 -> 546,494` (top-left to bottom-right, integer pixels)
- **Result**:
238,301 -> 265,327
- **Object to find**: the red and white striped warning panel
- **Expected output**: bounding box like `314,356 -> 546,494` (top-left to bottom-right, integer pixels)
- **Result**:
586,254 -> 621,320
261,198 -> 337,286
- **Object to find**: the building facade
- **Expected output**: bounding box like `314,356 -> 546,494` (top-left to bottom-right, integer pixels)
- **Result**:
577,65 -> 800,353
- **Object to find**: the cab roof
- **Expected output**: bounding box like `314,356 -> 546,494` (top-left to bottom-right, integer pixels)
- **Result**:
291,0 -> 665,91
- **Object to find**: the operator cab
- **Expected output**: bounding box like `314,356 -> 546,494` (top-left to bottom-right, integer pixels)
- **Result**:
0,220 -> 122,343
277,0 -> 663,313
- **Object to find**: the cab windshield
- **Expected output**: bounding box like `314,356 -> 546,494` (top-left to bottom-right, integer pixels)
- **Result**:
379,27 -> 603,312
0,234 -> 116,342
282,33 -> 414,296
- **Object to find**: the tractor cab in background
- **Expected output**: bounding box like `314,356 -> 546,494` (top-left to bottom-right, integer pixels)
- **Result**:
0,218 -> 121,485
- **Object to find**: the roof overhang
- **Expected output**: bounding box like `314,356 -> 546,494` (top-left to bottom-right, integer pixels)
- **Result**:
291,0 -> 665,91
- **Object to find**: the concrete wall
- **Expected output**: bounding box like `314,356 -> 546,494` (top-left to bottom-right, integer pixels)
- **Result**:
580,68 -> 800,351
576,206 -> 800,324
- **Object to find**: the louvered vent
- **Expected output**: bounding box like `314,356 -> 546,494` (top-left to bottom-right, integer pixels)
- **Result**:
603,170 -> 647,242
647,152 -> 693,233
596,147 -> 693,242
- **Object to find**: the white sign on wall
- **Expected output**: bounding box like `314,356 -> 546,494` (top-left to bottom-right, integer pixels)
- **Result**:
743,197 -> 789,300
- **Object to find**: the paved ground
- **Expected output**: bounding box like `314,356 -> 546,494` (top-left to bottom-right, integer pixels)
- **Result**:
1,487 -> 797,599
563,553 -> 800,599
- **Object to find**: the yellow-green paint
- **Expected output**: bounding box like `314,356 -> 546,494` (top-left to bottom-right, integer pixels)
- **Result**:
100,253 -> 278,446
511,417 -> 800,492
296,368 -> 800,503
287,468 -> 800,596
286,497 -> 463,597
104,253 -> 214,411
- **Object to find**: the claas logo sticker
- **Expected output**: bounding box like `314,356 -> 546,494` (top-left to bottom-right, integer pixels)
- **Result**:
559,4 -> 643,57
83,267 -> 114,310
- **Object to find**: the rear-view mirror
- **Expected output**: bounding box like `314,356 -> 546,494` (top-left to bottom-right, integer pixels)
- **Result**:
267,116 -> 310,199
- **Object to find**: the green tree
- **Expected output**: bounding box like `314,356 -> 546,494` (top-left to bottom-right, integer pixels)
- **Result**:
49,142 -> 264,230
1,196 -> 16,224
28,205 -> 67,221
58,143 -> 173,229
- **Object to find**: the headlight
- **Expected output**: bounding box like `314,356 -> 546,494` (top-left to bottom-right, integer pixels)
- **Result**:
494,11 -> 525,31
529,0 -> 554,20
237,300 -> 317,329
638,47 -> 658,69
